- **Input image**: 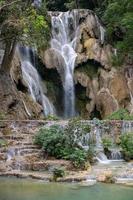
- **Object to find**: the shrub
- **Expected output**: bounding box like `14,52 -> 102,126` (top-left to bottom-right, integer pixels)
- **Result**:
0,139 -> 7,147
107,109 -> 133,120
68,148 -> 87,169
0,112 -> 6,120
87,146 -> 96,163
35,120 -> 92,169
44,115 -> 60,121
53,168 -> 65,181
65,118 -> 91,148
120,132 -> 133,161
102,136 -> 112,149
34,125 -> 67,158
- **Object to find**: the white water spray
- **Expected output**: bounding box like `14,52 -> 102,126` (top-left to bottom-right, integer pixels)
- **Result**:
50,10 -> 79,118
19,46 -> 54,116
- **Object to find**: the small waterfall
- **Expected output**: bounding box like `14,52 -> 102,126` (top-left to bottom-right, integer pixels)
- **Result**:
7,148 -> 16,162
110,149 -> 123,160
6,148 -> 21,170
96,152 -> 111,164
92,120 -> 110,164
125,67 -> 133,114
50,10 -> 79,118
33,0 -> 41,8
94,126 -> 103,150
122,121 -> 133,134
95,15 -> 105,44
0,49 -> 4,65
18,46 -> 54,116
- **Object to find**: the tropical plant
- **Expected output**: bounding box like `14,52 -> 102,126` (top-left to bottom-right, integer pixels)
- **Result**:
0,0 -> 50,72
102,136 -> 112,149
120,132 -> 133,161
107,109 -> 133,120
35,120 -> 92,169
53,168 -> 65,181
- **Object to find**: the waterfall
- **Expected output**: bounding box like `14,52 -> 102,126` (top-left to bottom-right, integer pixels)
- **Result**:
18,46 -> 54,116
110,149 -> 123,160
122,121 -> 133,134
94,126 -> 110,164
7,148 -> 15,161
50,10 -> 79,118
95,15 -> 105,44
33,0 -> 41,8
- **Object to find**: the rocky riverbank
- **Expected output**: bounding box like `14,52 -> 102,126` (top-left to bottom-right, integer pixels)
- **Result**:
0,161 -> 133,186
0,120 -> 133,186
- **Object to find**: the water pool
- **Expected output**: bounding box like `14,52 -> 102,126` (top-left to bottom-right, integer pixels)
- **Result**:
0,177 -> 133,200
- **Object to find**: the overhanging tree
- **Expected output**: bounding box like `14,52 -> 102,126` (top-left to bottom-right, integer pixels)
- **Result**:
0,0 -> 50,72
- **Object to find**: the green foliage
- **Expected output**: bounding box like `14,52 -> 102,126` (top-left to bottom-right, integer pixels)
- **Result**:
76,62 -> 99,79
44,115 -> 60,121
87,146 -> 95,163
53,168 -> 65,181
0,1 -> 50,49
103,0 -> 133,62
35,120 -> 92,169
65,0 -> 99,10
0,139 -> 7,147
102,136 -> 112,149
66,118 -> 91,148
34,125 -> 66,158
0,112 -> 6,120
120,132 -> 133,160
107,109 -> 133,120
70,149 -> 88,169
111,54 -> 125,67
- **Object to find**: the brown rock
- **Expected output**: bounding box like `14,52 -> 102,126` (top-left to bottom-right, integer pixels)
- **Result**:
97,88 -> 118,118
109,73 -> 129,106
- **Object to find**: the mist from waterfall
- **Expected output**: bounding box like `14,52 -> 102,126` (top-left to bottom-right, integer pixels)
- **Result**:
18,46 -> 54,116
50,10 -> 79,118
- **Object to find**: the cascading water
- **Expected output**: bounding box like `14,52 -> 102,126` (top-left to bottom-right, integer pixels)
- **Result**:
126,67 -> 133,114
50,10 -> 79,118
93,125 -> 110,164
33,0 -> 41,8
18,46 -> 54,116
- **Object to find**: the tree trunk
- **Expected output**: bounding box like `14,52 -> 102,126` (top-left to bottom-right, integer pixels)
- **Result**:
75,0 -> 79,9
1,38 -> 16,73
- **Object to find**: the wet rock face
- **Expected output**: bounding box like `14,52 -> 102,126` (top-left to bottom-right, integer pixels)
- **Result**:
96,88 -> 118,118
42,9 -> 112,71
74,66 -> 132,119
39,9 -> 114,118
109,73 -> 129,106
0,53 -> 43,120
75,10 -> 112,70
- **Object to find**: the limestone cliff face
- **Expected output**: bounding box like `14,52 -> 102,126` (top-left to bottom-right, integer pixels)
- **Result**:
74,66 -> 132,119
0,53 -> 43,120
41,9 -> 133,119
0,10 -> 132,119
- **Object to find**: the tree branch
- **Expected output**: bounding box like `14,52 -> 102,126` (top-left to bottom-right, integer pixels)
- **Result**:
0,0 -> 21,12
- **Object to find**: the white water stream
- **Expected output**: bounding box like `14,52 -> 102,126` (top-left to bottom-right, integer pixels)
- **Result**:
19,46 -> 54,116
50,10 -> 79,118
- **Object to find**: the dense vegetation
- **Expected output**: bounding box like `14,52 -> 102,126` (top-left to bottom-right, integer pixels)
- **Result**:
120,133 -> 133,161
0,0 -> 132,71
0,0 -> 50,72
45,0 -> 133,64
35,120 -> 94,169
107,109 -> 133,120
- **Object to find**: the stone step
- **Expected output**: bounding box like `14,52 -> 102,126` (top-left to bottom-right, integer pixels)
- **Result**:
0,147 -> 7,153
21,160 -> 71,171
0,145 -> 39,153
0,152 -> 6,160
14,142 -> 33,146
0,135 -> 24,140
19,149 -> 41,156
